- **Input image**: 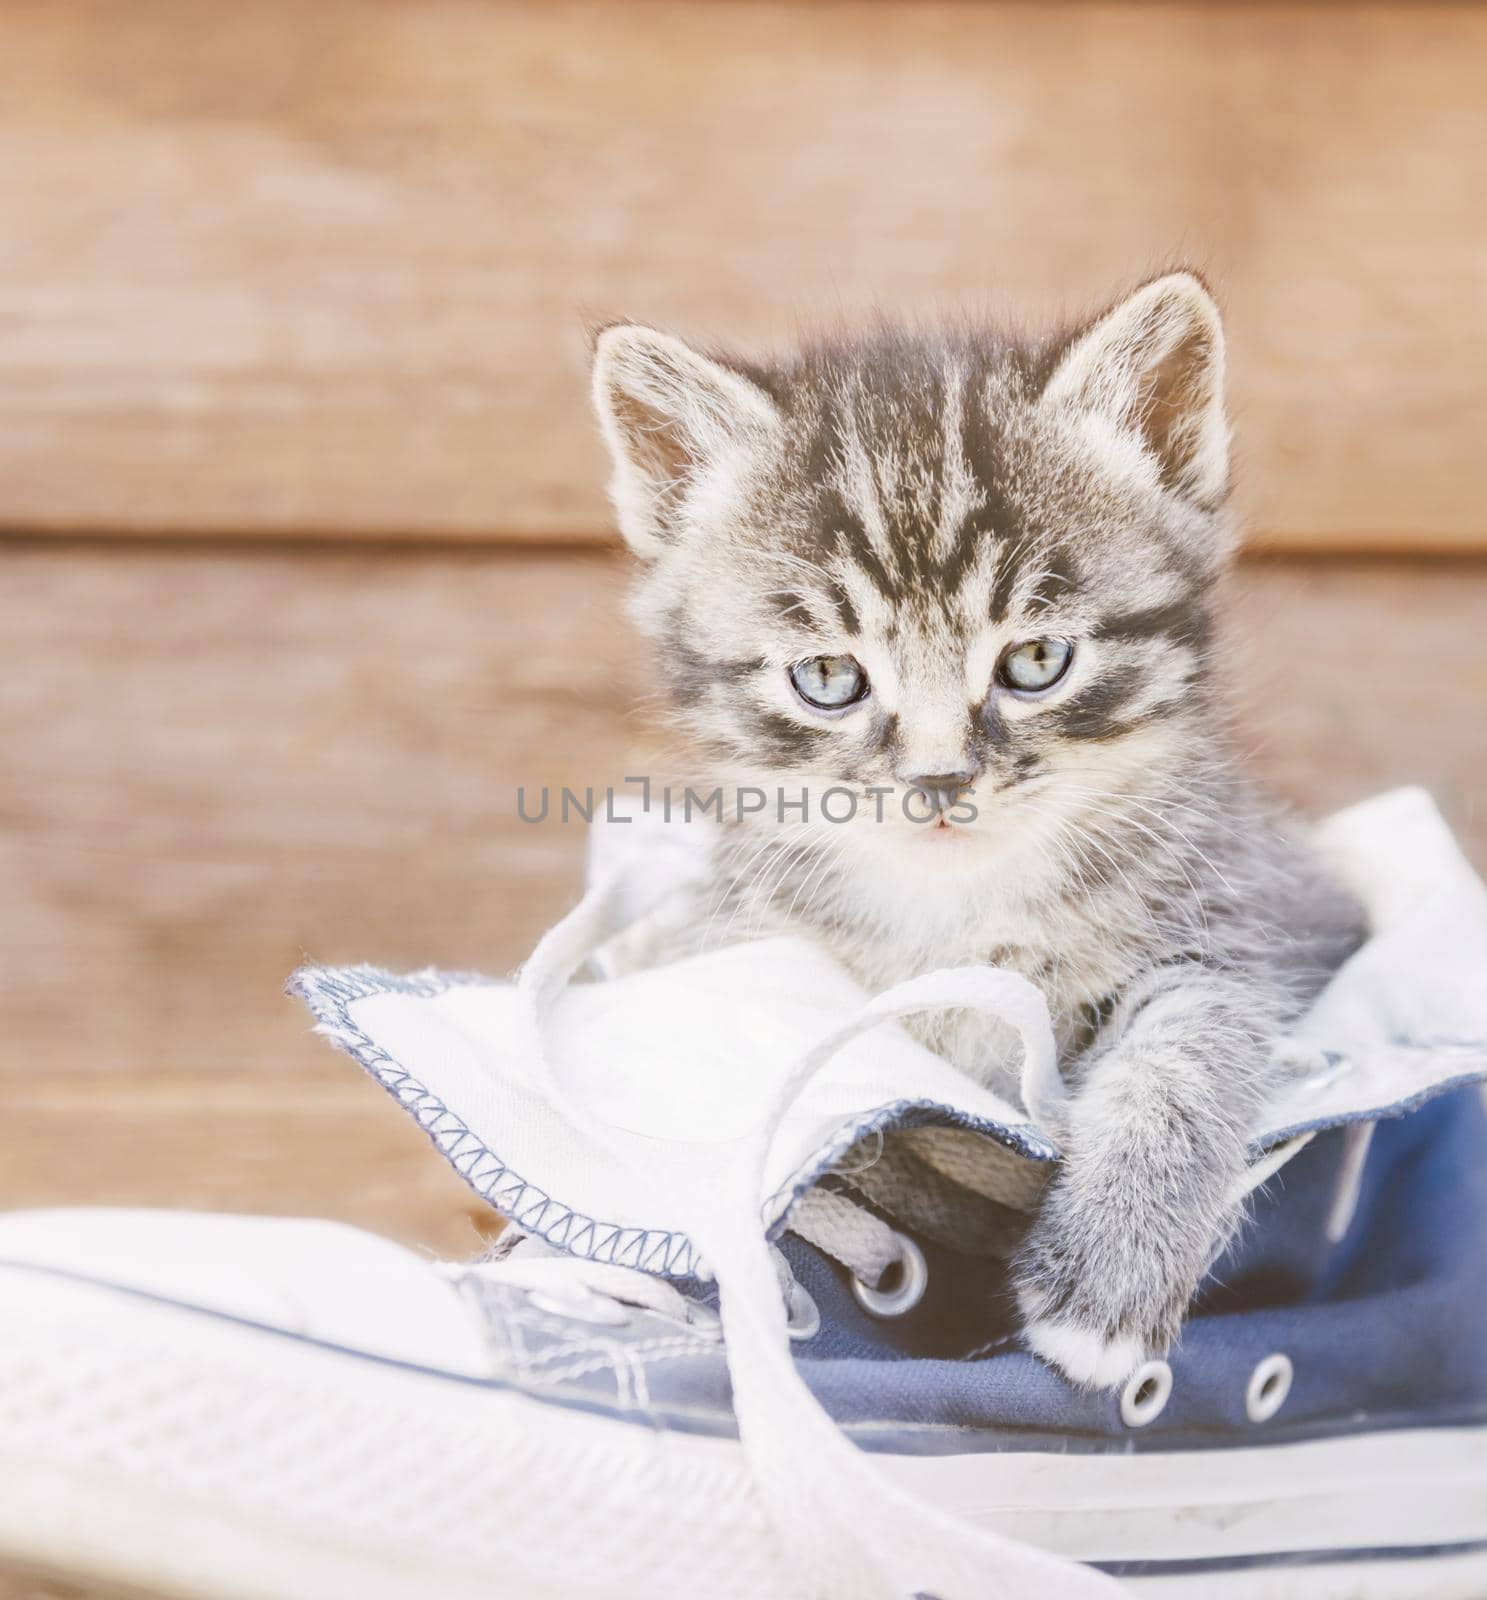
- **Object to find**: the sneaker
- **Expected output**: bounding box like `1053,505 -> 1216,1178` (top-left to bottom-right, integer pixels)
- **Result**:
1,786 -> 1484,1599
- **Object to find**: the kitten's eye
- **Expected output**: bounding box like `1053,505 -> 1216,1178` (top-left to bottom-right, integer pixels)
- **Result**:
789,654 -> 868,710
998,639 -> 1074,693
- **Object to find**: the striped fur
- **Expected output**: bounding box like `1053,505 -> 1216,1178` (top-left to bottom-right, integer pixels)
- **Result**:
592,273 -> 1364,1386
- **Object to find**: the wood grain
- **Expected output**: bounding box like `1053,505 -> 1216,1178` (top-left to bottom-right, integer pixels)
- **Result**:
0,1572 -> 109,1600
0,545 -> 640,1078
0,1070 -> 502,1258
0,2 -> 1484,547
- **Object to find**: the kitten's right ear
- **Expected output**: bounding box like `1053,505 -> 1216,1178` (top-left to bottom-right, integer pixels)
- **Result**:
591,325 -> 780,556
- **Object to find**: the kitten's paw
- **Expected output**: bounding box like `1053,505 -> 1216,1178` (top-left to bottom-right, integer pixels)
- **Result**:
1017,1292 -> 1148,1389
1012,1193 -> 1197,1390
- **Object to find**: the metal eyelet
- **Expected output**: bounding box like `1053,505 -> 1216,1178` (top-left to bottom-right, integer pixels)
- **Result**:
850,1233 -> 928,1319
1120,1359 -> 1173,1428
1245,1353 -> 1294,1423
784,1280 -> 821,1342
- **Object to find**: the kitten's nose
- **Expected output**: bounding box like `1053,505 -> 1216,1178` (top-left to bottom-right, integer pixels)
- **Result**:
899,769 -> 980,811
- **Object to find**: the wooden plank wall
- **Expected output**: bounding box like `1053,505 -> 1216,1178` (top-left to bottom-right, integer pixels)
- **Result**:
1,0 -> 1485,548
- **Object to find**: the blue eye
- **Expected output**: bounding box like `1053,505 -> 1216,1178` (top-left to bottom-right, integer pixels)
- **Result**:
999,639 -> 1073,693
790,655 -> 868,710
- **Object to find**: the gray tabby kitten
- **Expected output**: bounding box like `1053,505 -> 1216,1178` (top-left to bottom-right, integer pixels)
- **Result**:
590,272 -> 1363,1388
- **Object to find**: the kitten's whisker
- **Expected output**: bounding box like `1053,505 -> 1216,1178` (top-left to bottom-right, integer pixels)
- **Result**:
1083,811 -> 1212,950
729,830 -> 819,947
1058,785 -> 1244,902
749,841 -> 821,942
1052,822 -> 1173,947
782,830 -> 852,928
701,826 -> 797,950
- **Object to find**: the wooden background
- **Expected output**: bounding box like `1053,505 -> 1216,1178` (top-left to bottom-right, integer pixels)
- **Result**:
1,0 -> 1485,548
0,7 -> 1485,1591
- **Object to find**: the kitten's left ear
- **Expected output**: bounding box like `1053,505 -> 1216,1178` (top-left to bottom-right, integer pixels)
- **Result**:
1041,272 -> 1229,510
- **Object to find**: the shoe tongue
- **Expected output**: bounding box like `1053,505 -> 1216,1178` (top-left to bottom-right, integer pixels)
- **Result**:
835,1131 -> 1048,1259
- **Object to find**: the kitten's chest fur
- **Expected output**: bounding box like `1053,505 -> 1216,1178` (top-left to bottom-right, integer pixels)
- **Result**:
823,895 -> 1125,1102
712,833 -> 1148,1103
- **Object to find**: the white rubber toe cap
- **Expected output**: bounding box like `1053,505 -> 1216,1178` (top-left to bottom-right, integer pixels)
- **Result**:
0,1209 -> 492,1376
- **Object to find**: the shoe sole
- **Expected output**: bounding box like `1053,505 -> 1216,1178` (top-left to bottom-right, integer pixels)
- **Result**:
2,1264 -> 1484,1600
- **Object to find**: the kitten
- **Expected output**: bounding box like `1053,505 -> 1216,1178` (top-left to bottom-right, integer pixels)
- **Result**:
589,272 -> 1364,1387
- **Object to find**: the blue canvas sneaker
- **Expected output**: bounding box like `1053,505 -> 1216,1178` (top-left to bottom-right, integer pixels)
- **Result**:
1,787 -> 1484,1600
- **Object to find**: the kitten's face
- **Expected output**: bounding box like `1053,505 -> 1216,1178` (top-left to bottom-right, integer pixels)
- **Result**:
594,275 -> 1232,870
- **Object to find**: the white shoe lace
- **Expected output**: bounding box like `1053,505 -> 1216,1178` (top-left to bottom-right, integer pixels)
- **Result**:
473,1182 -> 917,1343
500,867 -> 1318,1598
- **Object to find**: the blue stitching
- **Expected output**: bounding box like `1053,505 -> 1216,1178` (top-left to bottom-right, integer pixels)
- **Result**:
290,963 -> 1487,1280
288,962 -> 1068,1279
287,963 -> 701,1279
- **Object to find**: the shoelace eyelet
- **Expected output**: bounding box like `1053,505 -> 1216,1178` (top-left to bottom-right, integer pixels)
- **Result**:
1120,1359 -> 1173,1427
850,1233 -> 928,1319
785,1280 -> 821,1341
1245,1352 -> 1293,1422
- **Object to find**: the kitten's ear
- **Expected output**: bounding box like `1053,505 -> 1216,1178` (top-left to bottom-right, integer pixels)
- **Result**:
1041,272 -> 1229,510
592,324 -> 780,556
